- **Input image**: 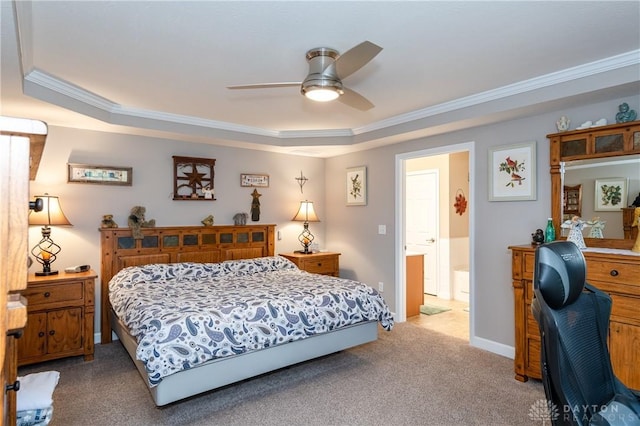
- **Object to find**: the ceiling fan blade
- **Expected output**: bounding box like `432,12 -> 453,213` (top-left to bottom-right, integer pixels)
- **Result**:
332,41 -> 382,80
227,82 -> 301,90
339,87 -> 375,111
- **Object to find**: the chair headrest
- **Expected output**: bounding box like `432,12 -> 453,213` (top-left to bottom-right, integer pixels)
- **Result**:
534,241 -> 586,309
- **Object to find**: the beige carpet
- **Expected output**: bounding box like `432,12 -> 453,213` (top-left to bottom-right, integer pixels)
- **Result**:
19,322 -> 544,425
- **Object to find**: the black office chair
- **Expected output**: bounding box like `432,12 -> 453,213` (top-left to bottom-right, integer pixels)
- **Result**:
531,241 -> 640,425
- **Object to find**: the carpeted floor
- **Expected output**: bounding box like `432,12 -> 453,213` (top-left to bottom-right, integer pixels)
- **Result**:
19,322 -> 544,425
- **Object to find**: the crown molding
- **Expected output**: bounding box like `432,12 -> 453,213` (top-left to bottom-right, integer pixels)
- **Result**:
353,50 -> 640,136
13,1 -> 639,147
21,49 -> 638,145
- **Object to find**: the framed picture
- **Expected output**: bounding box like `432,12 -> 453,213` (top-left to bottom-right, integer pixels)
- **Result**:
594,177 -> 628,211
240,173 -> 269,187
488,141 -> 536,201
346,166 -> 367,206
68,163 -> 132,186
173,156 -> 216,200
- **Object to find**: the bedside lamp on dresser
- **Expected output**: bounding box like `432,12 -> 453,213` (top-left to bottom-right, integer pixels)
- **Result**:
292,200 -> 320,254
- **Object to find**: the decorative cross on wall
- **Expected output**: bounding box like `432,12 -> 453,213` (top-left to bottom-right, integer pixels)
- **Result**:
295,171 -> 308,194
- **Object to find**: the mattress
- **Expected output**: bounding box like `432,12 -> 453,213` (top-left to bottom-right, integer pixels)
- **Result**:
109,256 -> 394,386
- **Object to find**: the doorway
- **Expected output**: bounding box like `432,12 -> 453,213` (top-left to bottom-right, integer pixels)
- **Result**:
394,142 -> 475,341
406,170 -> 439,295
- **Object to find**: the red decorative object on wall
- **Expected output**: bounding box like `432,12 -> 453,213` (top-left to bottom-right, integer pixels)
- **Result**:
454,189 -> 467,215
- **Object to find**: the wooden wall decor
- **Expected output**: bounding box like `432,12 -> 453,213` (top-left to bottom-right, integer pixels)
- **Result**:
173,156 -> 216,200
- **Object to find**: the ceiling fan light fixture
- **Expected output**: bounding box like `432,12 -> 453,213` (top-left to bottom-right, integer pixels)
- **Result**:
304,87 -> 341,102
301,77 -> 344,103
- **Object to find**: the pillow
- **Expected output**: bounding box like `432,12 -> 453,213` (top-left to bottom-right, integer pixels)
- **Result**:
16,371 -> 60,411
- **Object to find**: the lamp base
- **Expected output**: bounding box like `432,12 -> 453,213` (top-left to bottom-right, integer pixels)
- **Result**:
294,250 -> 313,254
35,270 -> 59,276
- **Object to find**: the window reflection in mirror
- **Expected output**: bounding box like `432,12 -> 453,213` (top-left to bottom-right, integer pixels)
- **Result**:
562,154 -> 640,239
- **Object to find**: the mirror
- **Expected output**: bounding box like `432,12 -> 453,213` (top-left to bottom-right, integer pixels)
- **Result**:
562,154 -> 640,239
563,184 -> 582,218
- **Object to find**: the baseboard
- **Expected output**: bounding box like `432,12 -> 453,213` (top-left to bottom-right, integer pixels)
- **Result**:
470,335 -> 515,359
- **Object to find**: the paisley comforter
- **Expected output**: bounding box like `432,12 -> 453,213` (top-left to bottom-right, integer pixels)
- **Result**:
109,256 -> 394,386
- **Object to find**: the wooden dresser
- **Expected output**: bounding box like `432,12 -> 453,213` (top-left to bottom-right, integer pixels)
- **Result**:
510,244 -> 640,390
279,252 -> 340,277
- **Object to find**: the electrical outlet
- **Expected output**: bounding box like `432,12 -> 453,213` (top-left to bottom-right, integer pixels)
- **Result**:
378,225 -> 386,235
378,282 -> 384,292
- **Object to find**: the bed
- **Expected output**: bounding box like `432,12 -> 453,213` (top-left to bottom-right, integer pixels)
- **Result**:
100,225 -> 393,406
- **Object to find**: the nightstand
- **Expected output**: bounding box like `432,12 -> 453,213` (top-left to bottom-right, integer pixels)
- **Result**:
279,252 -> 341,277
19,270 -> 97,366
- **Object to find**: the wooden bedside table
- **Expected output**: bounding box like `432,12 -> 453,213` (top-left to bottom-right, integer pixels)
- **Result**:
279,252 -> 341,277
19,270 -> 97,366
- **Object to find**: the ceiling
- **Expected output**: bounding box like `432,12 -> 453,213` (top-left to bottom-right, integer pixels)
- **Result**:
1,1 -> 639,157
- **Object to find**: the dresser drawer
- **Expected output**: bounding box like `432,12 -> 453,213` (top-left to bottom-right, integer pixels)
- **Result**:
610,294 -> 640,322
587,260 -> 637,286
23,282 -> 84,306
300,257 -> 338,275
522,251 -> 536,280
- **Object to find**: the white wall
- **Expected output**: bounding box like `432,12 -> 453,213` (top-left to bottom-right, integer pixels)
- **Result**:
28,126 -> 325,341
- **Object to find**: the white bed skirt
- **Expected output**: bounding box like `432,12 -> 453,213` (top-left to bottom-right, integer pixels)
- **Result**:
111,309 -> 379,406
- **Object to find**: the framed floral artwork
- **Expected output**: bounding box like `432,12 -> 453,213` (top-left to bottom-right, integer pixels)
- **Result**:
346,166 -> 367,206
488,141 -> 536,201
594,177 -> 627,211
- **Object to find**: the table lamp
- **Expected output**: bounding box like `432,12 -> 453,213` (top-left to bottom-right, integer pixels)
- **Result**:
29,193 -> 72,276
292,200 -> 320,254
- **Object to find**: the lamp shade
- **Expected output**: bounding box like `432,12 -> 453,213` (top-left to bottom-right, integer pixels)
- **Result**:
29,194 -> 72,226
292,201 -> 320,222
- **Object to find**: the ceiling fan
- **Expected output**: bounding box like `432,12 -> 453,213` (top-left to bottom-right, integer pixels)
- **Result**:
227,41 -> 383,111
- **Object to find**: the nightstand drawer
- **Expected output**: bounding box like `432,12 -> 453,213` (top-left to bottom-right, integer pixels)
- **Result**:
279,252 -> 340,277
300,257 -> 338,275
23,282 -> 84,306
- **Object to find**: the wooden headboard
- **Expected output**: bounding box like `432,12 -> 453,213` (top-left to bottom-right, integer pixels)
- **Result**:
100,224 -> 276,343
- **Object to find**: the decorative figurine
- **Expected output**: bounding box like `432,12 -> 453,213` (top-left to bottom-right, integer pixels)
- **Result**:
565,216 -> 586,249
593,118 -> 607,127
576,120 -> 592,129
233,212 -> 248,226
203,186 -> 214,199
586,217 -> 606,239
531,229 -> 545,246
556,116 -> 570,132
201,215 -> 214,226
250,189 -> 261,221
100,214 -> 118,228
615,102 -> 637,123
128,206 -> 156,240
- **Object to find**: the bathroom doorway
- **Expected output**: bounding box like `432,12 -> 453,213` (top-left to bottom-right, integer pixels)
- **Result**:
395,142 -> 474,341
